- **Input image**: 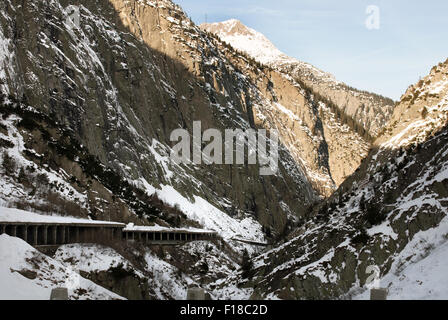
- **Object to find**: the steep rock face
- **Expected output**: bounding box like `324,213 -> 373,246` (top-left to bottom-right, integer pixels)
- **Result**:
213,59 -> 448,300
0,0 -> 321,235
201,19 -> 393,188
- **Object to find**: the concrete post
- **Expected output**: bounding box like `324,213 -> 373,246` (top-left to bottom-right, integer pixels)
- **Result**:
370,288 -> 388,300
75,227 -> 79,243
33,226 -> 38,245
146,233 -> 148,243
50,288 -> 69,300
187,288 -> 206,300
12,225 -> 17,237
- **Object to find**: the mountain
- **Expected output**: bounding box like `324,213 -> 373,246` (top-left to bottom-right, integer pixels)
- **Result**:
2,0 -> 443,301
201,19 -> 395,191
0,0 -> 323,240
213,58 -> 448,300
201,19 -> 395,139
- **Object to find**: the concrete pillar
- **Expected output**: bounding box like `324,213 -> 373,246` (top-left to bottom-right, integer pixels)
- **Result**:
75,227 -> 80,243
53,226 -> 57,244
12,225 -> 17,237
33,226 -> 38,245
125,232 -> 128,240
145,233 -> 148,243
43,226 -> 48,245
61,227 -> 66,244
23,225 -> 28,243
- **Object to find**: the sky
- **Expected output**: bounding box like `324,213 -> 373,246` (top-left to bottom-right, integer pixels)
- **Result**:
174,0 -> 448,101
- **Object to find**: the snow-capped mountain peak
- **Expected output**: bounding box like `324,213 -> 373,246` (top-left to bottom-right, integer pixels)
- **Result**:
201,19 -> 286,64
201,19 -> 338,84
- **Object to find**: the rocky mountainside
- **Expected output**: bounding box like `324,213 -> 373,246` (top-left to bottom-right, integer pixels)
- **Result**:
214,59 -> 448,300
0,0 -> 326,240
0,0 -> 392,237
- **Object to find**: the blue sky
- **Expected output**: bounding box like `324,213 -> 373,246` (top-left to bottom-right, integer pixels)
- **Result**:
174,0 -> 448,100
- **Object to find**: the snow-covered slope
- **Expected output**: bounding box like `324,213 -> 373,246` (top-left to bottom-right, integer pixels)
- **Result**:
353,215 -> 448,300
0,234 -> 124,300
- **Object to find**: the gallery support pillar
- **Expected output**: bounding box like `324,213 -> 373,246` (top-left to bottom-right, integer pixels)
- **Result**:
23,225 -> 28,243
43,226 -> 48,245
33,226 -> 38,246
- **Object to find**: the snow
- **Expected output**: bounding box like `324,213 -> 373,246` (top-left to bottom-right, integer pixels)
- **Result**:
367,221 -> 398,241
124,223 -> 216,234
54,243 -> 145,278
0,207 -> 125,227
0,234 -> 124,300
154,185 -> 264,242
143,250 -> 196,300
353,215 -> 448,300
